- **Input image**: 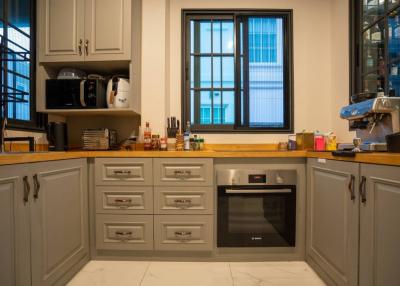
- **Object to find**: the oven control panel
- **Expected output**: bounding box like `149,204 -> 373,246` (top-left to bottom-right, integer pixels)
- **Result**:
217,169 -> 297,186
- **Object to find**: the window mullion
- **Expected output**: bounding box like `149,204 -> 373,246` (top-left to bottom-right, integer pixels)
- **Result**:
242,16 -> 250,127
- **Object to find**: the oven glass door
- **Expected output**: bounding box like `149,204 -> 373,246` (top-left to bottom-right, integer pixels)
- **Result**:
217,185 -> 296,247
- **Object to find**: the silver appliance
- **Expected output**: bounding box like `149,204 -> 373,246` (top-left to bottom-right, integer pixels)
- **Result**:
217,169 -> 297,247
340,97 -> 400,151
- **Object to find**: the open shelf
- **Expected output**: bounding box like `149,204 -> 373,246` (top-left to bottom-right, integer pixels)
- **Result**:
44,108 -> 139,117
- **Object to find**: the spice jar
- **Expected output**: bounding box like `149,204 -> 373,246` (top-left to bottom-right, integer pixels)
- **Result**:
288,135 -> 297,150
160,137 -> 167,151
151,134 -> 160,150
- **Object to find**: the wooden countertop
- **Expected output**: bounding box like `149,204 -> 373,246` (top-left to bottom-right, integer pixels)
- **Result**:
1,148 -> 400,167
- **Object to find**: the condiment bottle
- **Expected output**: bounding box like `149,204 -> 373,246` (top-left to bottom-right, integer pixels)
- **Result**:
143,122 -> 152,151
160,137 -> 167,151
314,131 -> 325,151
151,134 -> 160,150
184,121 -> 191,151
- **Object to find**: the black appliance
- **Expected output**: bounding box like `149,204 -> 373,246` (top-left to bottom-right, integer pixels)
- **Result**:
47,122 -> 68,151
217,169 -> 296,247
386,132 -> 400,153
46,79 -> 106,109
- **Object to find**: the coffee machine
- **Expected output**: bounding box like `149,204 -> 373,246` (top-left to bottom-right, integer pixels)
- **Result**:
47,122 -> 68,151
340,97 -> 400,151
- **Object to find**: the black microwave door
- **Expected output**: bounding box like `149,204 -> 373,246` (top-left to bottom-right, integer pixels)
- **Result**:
217,186 -> 296,247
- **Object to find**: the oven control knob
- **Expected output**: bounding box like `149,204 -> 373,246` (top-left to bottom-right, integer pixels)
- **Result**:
276,174 -> 284,184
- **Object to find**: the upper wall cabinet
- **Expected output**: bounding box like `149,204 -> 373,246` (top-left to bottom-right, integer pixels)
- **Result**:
38,0 -> 131,63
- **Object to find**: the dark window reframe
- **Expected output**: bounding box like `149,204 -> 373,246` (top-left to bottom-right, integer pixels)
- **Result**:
181,9 -> 294,133
1,0 -> 47,132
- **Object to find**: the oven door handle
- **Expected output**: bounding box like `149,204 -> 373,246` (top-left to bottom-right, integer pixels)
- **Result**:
225,189 -> 292,194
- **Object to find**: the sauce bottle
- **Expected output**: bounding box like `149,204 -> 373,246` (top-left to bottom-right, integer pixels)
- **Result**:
143,122 -> 152,150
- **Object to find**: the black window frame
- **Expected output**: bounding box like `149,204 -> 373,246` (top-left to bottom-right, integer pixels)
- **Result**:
1,0 -> 47,132
182,9 -> 294,133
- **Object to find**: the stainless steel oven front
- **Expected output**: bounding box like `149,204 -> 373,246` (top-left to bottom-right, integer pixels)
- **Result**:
217,169 -> 297,247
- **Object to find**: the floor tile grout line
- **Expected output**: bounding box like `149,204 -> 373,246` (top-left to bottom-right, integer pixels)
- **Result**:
228,262 -> 235,286
139,261 -> 151,286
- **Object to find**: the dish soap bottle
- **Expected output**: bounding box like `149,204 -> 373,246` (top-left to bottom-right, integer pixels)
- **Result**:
184,121 -> 191,151
143,122 -> 152,151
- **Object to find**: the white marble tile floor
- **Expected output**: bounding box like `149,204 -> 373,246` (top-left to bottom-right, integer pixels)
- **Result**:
67,261 -> 326,286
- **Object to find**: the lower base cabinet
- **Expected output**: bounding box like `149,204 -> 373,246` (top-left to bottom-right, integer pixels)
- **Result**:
0,159 -> 89,286
307,159 -> 400,286
154,215 -> 213,251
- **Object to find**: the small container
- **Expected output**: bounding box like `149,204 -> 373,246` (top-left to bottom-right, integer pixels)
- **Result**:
288,135 -> 297,150
391,64 -> 398,76
278,142 -> 288,151
325,133 -> 337,151
167,137 -> 176,151
199,138 -> 205,150
160,137 -> 167,151
175,133 -> 184,151
314,133 -> 325,151
151,134 -> 160,150
296,132 -> 314,150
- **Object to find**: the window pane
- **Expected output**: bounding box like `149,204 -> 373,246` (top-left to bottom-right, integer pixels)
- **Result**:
222,22 -> 234,53
191,56 -> 212,88
222,91 -> 235,124
213,91 -> 221,124
200,91 -> 211,124
248,17 -> 284,127
213,22 -> 221,53
191,21 -> 211,54
222,56 -> 234,88
213,57 -> 221,88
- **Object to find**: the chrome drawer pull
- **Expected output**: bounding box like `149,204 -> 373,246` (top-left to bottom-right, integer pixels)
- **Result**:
174,199 -> 192,208
113,170 -> 132,175
114,231 -> 133,240
174,231 -> 192,240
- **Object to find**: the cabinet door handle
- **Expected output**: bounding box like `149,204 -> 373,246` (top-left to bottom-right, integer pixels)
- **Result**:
85,39 -> 89,56
23,176 -> 30,203
348,174 -> 355,201
33,174 -> 40,199
78,39 -> 83,56
359,176 -> 367,203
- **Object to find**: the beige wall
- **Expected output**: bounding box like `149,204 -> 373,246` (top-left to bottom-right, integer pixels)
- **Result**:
141,0 -> 354,143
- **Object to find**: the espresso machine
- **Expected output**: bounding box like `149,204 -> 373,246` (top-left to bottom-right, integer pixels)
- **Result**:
340,97 -> 400,151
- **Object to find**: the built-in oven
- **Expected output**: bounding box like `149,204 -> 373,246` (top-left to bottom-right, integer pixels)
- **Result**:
217,169 -> 296,248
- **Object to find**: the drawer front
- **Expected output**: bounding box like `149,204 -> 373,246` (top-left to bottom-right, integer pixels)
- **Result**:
95,158 -> 152,185
154,187 -> 213,214
96,214 -> 153,250
95,186 -> 153,214
153,158 -> 213,186
154,215 -> 213,251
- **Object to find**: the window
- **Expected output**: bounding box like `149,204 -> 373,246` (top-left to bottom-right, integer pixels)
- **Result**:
0,0 -> 46,131
182,10 -> 293,132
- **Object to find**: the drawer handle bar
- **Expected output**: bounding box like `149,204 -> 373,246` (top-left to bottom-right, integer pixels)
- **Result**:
113,170 -> 132,175
114,199 -> 133,203
173,170 -> 192,176
174,199 -> 192,204
115,231 -> 133,240
226,189 -> 292,194
175,231 -> 192,239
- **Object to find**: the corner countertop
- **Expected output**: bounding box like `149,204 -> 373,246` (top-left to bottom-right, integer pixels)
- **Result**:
1,147 -> 400,167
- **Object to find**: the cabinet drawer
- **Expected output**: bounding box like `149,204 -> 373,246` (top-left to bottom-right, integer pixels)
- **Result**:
154,187 -> 213,214
95,158 -> 152,185
96,214 -> 153,250
153,158 -> 213,186
154,215 -> 213,251
95,186 -> 153,214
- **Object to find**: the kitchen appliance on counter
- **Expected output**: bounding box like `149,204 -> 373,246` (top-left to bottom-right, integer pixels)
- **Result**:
340,96 -> 400,151
46,79 -> 106,109
106,76 -> 130,108
217,169 -> 296,248
82,128 -> 118,150
47,122 -> 68,151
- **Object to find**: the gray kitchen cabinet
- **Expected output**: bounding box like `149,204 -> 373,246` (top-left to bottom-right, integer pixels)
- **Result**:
30,159 -> 89,286
307,158 -> 359,286
0,159 -> 89,286
359,164 -> 400,286
38,0 -> 131,62
0,165 -> 31,286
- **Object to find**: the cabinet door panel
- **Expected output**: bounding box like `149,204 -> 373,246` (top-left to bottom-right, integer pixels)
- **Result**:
307,158 -> 359,286
360,164 -> 400,286
84,0 -> 131,61
0,166 -> 30,286
30,159 -> 88,286
38,0 -> 85,62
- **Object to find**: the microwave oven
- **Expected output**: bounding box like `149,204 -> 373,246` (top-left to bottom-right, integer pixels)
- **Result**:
46,79 -> 107,109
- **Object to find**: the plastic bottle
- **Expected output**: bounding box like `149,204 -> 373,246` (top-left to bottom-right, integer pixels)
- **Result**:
184,121 -> 191,151
143,122 -> 152,151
